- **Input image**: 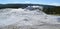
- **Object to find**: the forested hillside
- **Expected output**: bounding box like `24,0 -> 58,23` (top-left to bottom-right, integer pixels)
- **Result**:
0,4 -> 60,15
43,6 -> 60,15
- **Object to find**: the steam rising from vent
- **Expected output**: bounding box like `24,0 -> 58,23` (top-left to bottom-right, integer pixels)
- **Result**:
25,6 -> 43,11
0,6 -> 60,28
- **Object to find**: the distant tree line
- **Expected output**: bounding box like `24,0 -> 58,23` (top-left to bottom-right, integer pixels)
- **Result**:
43,6 -> 60,15
0,4 -> 60,15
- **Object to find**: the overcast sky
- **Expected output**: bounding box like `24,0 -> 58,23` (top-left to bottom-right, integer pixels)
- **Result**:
0,0 -> 60,6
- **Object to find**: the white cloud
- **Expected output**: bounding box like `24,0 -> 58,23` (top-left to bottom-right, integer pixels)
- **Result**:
47,3 -> 60,6
24,1 -> 31,3
1,0 -> 60,6
38,3 -> 60,6
2,1 -> 32,4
